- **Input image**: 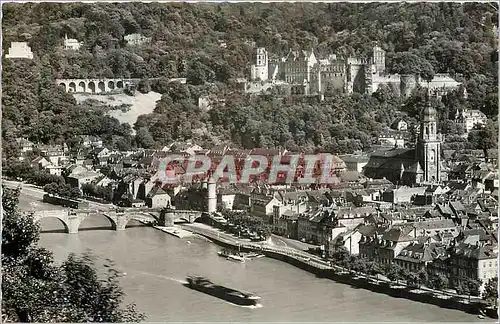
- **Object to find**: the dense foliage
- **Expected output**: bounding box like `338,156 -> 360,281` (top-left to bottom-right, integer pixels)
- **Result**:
1,186 -> 146,322
2,3 -> 498,155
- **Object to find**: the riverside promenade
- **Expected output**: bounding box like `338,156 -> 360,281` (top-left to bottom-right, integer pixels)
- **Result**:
180,223 -> 497,319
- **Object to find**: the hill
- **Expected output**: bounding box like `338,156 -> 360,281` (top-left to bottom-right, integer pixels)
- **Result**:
2,2 -> 498,156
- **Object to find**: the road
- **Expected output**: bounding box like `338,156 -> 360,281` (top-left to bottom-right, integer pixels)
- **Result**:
270,234 -> 320,251
181,223 -> 332,270
3,179 -> 112,211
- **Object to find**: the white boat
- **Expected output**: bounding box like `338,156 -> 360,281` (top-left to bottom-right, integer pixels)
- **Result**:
227,255 -> 246,263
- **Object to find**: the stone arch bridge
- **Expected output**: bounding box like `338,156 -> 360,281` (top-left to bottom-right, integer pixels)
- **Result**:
32,208 -> 204,234
56,78 -> 137,94
56,77 -> 186,94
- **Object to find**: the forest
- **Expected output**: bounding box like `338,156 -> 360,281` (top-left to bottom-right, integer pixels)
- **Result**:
2,2 -> 498,160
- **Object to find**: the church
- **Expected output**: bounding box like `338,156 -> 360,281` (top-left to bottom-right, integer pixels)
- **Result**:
363,103 -> 444,185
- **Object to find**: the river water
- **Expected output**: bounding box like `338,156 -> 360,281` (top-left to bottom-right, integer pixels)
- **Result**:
38,215 -> 483,322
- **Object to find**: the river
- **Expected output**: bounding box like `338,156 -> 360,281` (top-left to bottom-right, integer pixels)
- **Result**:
38,215 -> 484,322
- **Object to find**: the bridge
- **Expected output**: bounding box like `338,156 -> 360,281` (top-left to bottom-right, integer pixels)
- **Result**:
32,208 -> 204,234
32,209 -> 157,234
56,77 -> 187,94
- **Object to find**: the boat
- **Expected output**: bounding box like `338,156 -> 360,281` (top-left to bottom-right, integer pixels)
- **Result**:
217,249 -> 231,257
245,252 -> 265,259
184,276 -> 261,306
227,254 -> 246,263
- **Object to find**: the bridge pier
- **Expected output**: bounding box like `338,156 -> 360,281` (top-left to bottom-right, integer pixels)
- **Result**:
115,214 -> 128,230
67,215 -> 80,234
159,209 -> 174,227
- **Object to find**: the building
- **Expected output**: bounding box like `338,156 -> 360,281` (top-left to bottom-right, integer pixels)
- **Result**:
250,48 -> 269,81
5,42 -> 33,59
124,33 -> 151,46
246,46 -> 462,99
340,155 -> 369,173
63,34 -> 83,50
145,186 -> 171,208
455,108 -> 488,133
80,135 -> 103,148
67,171 -> 102,189
448,237 -> 498,291
364,102 -> 444,185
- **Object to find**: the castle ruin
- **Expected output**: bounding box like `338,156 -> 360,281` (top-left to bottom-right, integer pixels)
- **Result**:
246,46 -> 463,100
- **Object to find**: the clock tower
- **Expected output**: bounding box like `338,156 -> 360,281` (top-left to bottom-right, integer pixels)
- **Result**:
417,100 -> 442,183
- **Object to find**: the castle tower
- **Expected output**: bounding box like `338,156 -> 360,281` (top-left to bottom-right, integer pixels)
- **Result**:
417,95 -> 441,183
372,45 -> 385,74
250,48 -> 269,81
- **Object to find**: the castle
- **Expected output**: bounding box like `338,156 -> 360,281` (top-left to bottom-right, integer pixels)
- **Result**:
248,46 -> 463,99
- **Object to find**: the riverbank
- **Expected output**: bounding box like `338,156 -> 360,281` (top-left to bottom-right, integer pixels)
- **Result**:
180,223 -> 497,319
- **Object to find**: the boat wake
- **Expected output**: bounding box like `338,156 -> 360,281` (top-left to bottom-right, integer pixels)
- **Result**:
130,269 -> 187,284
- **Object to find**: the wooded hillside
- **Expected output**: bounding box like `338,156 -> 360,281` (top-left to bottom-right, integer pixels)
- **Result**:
2,2 -> 498,157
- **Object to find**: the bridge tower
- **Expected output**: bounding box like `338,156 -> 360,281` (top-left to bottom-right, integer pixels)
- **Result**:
207,178 -> 217,214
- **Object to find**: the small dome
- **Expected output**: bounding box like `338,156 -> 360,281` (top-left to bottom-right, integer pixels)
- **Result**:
422,104 -> 437,121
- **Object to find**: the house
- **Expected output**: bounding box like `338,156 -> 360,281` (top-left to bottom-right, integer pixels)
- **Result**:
92,175 -> 113,188
410,219 -> 458,239
448,237 -> 498,291
124,33 -> 151,46
335,206 -> 376,229
395,242 -> 447,273
339,154 -> 370,173
272,207 -> 299,237
359,226 -> 415,265
45,164 -> 64,176
297,206 -> 340,245
329,224 -> 364,256
382,186 -> 427,204
5,42 -> 33,59
251,195 -> 282,221
218,187 -> 237,210
63,34 -> 83,50
31,156 -> 52,170
455,108 -> 488,133
80,135 -> 103,148
38,143 -> 68,166
16,138 -> 34,158
67,171 -> 102,189
145,186 -> 171,209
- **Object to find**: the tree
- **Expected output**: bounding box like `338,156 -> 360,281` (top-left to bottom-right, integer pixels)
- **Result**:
385,263 -> 404,285
366,261 -> 383,282
457,277 -> 481,300
1,186 -> 146,322
482,277 -> 498,306
426,273 -> 449,291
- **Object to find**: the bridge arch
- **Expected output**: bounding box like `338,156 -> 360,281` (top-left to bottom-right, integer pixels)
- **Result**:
88,81 -> 96,93
35,215 -> 70,233
78,81 -> 86,92
98,81 -> 106,93
108,81 -> 115,90
68,82 -> 76,92
78,212 -> 118,231
116,80 -> 124,89
58,83 -> 66,91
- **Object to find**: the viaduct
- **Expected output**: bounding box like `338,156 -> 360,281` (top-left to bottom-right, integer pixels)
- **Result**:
56,78 -> 135,94
56,77 -> 187,94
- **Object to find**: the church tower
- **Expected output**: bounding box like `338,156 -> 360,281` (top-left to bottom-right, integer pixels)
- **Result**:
417,98 -> 442,183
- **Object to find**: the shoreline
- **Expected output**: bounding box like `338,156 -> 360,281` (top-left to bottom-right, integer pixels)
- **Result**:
172,222 -> 497,320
